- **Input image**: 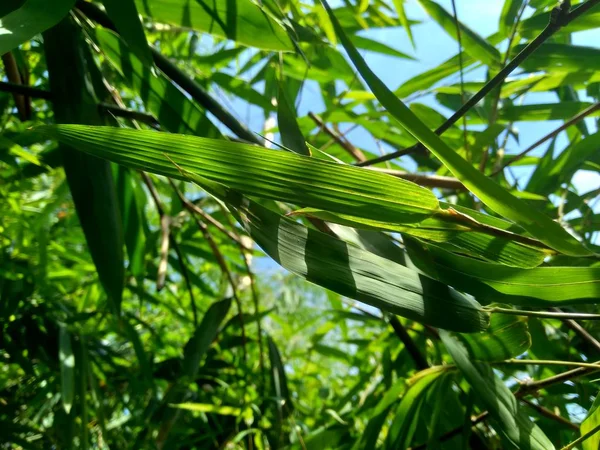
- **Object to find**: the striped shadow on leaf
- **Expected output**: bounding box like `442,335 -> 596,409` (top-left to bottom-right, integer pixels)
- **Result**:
225,194 -> 489,333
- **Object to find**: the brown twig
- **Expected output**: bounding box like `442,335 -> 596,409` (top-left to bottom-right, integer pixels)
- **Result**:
366,167 -> 466,190
555,308 -> 600,353
99,103 -> 160,129
389,316 -> 429,370
218,205 -> 265,390
308,112 -> 366,162
492,102 -> 600,175
156,214 -> 171,291
0,80 -> 51,100
141,172 -> 198,326
449,0 -> 469,161
520,398 -> 579,431
185,200 -> 251,250
169,180 -> 247,361
1,53 -> 30,121
480,1 -> 528,173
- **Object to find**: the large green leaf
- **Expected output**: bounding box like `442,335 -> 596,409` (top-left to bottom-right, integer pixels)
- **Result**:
37,125 -> 440,224
38,125 -> 557,269
322,0 -> 592,257
134,0 -> 294,51
0,0 -> 75,54
224,194 -> 488,332
44,18 -> 125,314
441,331 -> 554,450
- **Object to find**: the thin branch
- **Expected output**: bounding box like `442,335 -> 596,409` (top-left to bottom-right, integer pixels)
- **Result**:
356,141 -> 425,167
151,49 -> 262,145
218,205 -> 265,390
389,316 -> 429,370
359,0 -> 597,167
169,180 -> 247,361
492,102 -> 600,175
156,214 -> 171,291
186,200 -> 251,250
560,422 -> 600,450
520,365 -> 600,395
481,1 -> 528,173
555,307 -> 600,353
487,307 -> 600,321
0,80 -> 51,100
76,0 -> 262,145
366,167 -> 466,190
449,0 -> 469,161
1,53 -> 30,121
308,112 -> 366,162
519,398 -> 579,431
99,103 -> 160,129
494,358 -> 600,370
141,172 -> 198,326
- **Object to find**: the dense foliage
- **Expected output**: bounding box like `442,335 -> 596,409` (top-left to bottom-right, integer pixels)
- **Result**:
2,0 -> 600,448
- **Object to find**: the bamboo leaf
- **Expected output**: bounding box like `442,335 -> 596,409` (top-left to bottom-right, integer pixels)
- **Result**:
277,86 -> 310,156
348,34 -> 414,59
499,0 -> 525,37
321,0 -> 592,257
392,0 -> 415,48
440,331 -> 555,450
226,194 -> 489,333
134,0 -> 294,51
101,0 -> 152,66
59,325 -> 75,414
37,125 -> 440,225
0,0 -> 75,54
182,298 -> 232,379
385,368 -> 449,449
581,394 -> 600,450
405,239 -> 600,306
44,18 -> 125,314
168,403 -> 242,416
